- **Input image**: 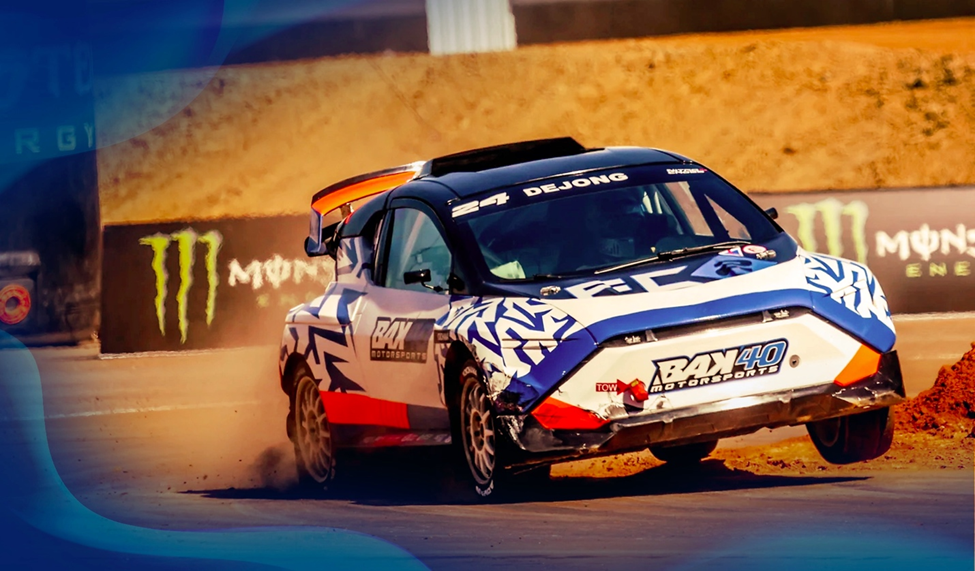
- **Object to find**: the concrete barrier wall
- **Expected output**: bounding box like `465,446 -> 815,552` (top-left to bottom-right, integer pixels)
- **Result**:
218,0 -> 975,63
513,0 -> 975,44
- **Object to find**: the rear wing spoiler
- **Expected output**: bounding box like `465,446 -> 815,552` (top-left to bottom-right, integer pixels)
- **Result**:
304,162 -> 424,257
303,138 -> 589,257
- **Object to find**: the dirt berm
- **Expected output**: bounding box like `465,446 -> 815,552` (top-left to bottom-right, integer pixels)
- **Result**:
96,19 -> 975,224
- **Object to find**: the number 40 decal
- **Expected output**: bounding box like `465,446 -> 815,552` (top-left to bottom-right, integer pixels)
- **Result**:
451,192 -> 509,218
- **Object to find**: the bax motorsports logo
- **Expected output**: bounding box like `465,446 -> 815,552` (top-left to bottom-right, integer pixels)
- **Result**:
370,318 -> 435,363
650,339 -> 788,394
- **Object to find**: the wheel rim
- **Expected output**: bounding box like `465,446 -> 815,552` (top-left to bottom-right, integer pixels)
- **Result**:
812,417 -> 842,448
461,381 -> 495,486
295,375 -> 334,483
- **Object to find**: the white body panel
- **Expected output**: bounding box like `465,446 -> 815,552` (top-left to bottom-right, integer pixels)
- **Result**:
550,313 -> 862,420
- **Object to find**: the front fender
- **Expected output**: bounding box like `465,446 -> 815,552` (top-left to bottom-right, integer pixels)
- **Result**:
800,253 -> 896,353
435,296 -> 598,413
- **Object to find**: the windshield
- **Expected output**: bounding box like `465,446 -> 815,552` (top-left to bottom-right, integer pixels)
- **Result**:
454,166 -> 779,280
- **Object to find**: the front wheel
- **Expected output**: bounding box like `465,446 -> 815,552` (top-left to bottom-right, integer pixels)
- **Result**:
457,364 -> 499,497
807,407 -> 894,465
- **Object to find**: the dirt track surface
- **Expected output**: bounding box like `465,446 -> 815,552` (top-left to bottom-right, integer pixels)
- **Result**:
96,18 -> 975,224
25,314 -> 975,568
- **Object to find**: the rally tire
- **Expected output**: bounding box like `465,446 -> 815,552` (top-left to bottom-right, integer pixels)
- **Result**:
806,407 -> 895,465
290,365 -> 337,490
649,440 -> 718,464
455,362 -> 500,498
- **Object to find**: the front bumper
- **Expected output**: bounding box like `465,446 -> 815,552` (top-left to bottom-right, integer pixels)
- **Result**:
503,350 -> 904,468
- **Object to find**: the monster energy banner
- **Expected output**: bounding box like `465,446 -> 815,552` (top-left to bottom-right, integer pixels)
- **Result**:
754,186 -> 975,314
100,215 -> 334,354
101,186 -> 975,353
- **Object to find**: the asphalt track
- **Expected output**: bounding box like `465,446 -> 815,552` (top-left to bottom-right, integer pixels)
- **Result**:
27,314 -> 975,569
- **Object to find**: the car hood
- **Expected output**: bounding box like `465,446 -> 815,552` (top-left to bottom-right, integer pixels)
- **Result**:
544,256 -> 812,340
486,239 -> 895,353
441,244 -> 895,414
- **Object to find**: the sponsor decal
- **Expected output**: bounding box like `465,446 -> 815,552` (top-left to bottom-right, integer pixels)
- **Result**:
522,172 -> 629,197
228,255 -> 332,291
564,266 -> 687,298
596,379 -> 649,401
786,198 -> 975,281
0,284 -> 31,325
650,339 -> 789,394
877,224 -> 975,279
690,255 -> 776,279
140,229 -> 223,343
786,198 -> 869,264
140,228 -> 333,343
360,433 -> 451,446
451,192 -> 509,218
434,330 -> 452,344
370,318 -> 435,362
666,168 -> 708,175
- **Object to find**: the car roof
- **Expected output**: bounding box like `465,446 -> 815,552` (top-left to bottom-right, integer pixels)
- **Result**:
392,140 -> 691,200
341,139 -> 694,235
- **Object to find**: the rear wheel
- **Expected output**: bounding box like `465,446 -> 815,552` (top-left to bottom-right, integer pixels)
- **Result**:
807,407 -> 894,465
649,440 -> 718,464
291,366 -> 336,489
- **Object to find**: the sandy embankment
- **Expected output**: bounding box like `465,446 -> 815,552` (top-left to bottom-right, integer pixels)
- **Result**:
96,19 -> 975,224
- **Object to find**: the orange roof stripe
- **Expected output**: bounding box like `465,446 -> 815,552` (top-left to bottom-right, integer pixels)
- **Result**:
311,170 -> 418,216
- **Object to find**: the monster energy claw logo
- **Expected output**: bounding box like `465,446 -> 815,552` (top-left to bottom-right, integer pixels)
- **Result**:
786,198 -> 869,264
139,229 -> 223,343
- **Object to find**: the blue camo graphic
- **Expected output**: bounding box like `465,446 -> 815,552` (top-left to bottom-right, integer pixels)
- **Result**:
435,297 -> 588,402
335,236 -> 369,279
800,252 -> 894,331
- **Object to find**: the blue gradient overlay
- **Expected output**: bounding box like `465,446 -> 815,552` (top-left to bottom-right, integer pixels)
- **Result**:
0,331 -> 425,569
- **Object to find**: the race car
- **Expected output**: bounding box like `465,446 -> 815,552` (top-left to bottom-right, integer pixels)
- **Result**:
278,138 -> 904,498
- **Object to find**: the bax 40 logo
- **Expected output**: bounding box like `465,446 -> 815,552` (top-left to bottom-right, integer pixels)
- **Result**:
650,339 -> 789,394
370,318 -> 435,363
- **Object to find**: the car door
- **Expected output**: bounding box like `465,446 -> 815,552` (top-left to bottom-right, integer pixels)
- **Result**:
353,203 -> 453,415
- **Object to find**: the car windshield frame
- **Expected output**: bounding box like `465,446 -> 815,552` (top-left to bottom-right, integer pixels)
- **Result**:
445,163 -> 782,284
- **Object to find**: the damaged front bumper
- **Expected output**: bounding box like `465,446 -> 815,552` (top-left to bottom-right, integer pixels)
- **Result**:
502,350 -> 905,468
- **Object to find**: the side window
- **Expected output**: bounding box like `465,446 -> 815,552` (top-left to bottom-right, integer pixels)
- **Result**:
384,208 -> 452,293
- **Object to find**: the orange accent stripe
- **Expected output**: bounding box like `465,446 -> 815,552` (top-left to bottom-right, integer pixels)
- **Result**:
319,391 -> 410,429
532,397 -> 609,430
834,345 -> 882,387
311,171 -> 417,216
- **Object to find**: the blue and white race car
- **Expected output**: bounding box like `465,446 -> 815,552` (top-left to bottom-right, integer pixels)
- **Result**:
279,138 -> 904,497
